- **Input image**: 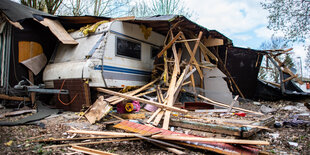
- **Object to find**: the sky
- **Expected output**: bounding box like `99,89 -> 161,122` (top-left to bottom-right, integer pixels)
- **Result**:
182,0 -> 309,77
184,0 -> 270,49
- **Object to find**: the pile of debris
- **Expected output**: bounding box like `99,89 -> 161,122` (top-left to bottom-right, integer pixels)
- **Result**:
23,29 -> 273,154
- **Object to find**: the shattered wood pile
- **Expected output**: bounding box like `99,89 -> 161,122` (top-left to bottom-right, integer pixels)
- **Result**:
56,29 -> 270,154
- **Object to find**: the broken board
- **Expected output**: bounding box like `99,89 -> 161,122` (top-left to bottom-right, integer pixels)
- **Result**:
114,120 -> 261,154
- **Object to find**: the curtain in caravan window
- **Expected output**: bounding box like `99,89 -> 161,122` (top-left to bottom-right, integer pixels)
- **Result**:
116,37 -> 141,60
0,22 -> 12,88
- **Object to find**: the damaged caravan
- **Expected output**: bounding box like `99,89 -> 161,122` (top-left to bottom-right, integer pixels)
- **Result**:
43,20 -> 165,88
42,15 -> 240,111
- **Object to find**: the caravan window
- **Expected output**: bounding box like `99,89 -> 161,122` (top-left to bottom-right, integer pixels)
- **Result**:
116,37 -> 141,60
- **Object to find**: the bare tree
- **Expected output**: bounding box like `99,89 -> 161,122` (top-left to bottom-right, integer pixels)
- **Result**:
93,0 -> 130,17
45,0 -> 63,15
130,0 -> 195,18
20,0 -> 45,11
20,0 -> 63,15
261,0 -> 310,42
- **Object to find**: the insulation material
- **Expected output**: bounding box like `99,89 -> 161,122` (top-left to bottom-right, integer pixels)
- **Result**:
18,41 -> 47,75
80,20 -> 108,36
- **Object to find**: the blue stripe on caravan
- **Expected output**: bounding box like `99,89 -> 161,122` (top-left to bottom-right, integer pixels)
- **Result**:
94,65 -> 151,76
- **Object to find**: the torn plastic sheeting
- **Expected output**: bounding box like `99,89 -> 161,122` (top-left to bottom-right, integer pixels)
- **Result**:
0,102 -> 59,126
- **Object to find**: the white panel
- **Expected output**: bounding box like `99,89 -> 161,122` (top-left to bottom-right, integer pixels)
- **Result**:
204,68 -> 235,106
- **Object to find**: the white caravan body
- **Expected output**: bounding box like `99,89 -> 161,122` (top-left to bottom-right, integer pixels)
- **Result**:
43,21 -> 165,88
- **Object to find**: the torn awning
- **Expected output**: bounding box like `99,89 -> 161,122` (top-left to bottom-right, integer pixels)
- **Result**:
0,0 -> 77,45
38,18 -> 78,45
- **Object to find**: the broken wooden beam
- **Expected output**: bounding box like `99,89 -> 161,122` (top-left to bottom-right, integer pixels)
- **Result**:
85,96 -> 112,124
114,120 -> 262,154
151,142 -> 186,155
196,94 -> 264,115
70,145 -> 117,155
67,130 -> 160,137
96,88 -> 188,114
0,94 -> 30,102
33,135 -> 130,143
157,31 -> 183,58
45,138 -> 140,148
67,130 -> 144,137
135,135 -> 185,150
169,119 -> 241,136
110,77 -> 159,105
151,135 -> 270,145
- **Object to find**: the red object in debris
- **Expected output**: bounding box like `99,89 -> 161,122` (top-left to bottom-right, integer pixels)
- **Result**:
234,112 -> 246,117
117,101 -> 140,113
306,82 -> 310,89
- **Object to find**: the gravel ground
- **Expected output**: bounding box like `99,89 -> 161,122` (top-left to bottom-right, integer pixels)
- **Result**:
0,99 -> 309,154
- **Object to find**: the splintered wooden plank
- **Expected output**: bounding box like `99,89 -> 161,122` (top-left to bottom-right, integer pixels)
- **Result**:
172,43 -> 180,74
151,142 -> 187,155
45,138 -> 140,148
148,86 -> 165,124
170,31 -> 180,74
196,94 -> 263,115
85,96 -> 112,124
180,33 -> 203,79
189,31 -> 203,63
113,120 -> 261,154
203,36 -> 224,47
162,65 -> 190,130
189,65 -> 196,95
96,88 -> 188,114
147,108 -> 162,124
0,94 -> 30,102
162,60 -> 179,129
70,145 -> 118,155
151,135 -> 270,145
173,65 -> 190,100
38,18 -> 78,45
157,31 -> 183,58
188,32 -> 218,62
153,110 -> 165,126
110,77 -> 159,105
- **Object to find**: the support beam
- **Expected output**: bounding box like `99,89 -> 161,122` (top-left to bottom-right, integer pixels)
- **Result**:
157,32 -> 183,58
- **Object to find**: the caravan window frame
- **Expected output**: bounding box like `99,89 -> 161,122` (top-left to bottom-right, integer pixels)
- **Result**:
115,36 -> 141,60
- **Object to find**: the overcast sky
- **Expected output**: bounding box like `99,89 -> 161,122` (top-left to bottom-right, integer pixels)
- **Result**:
183,0 -> 307,59
184,0 -> 269,48
182,0 -> 310,77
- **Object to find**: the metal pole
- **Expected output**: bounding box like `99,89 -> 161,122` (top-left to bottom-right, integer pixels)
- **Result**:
297,57 -> 303,81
